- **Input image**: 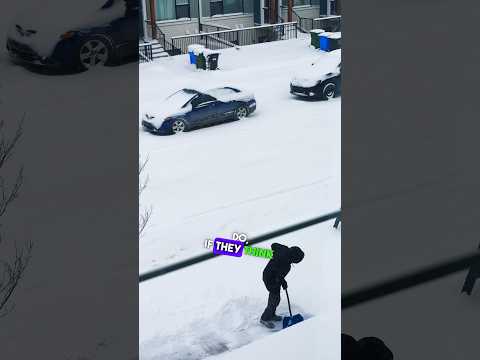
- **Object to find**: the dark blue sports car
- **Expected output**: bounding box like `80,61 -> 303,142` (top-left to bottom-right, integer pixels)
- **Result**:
141,87 -> 257,135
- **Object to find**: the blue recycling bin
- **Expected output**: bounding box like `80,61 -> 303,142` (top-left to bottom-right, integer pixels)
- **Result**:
319,35 -> 330,51
188,45 -> 205,65
189,51 -> 196,64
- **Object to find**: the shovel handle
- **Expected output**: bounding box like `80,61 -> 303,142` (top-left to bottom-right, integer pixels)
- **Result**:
285,288 -> 293,318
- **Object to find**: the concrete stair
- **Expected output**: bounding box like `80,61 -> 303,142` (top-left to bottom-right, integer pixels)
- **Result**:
150,40 -> 169,59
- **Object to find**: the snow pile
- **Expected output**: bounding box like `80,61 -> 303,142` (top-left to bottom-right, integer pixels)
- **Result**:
322,32 -> 342,40
140,222 -> 340,360
212,315 -> 340,360
188,44 -> 206,54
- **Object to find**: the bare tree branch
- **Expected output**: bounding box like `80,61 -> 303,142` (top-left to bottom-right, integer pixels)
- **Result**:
0,240 -> 33,317
0,116 -> 24,170
0,117 -> 32,317
139,156 -> 152,237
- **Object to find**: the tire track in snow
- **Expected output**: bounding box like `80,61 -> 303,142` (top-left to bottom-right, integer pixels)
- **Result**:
184,176 -> 334,220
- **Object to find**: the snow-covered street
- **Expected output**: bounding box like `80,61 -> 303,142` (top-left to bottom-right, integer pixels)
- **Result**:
140,37 -> 341,359
139,37 -> 341,272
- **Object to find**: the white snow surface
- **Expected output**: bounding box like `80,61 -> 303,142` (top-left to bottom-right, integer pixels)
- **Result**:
140,223 -> 341,360
140,37 -> 341,359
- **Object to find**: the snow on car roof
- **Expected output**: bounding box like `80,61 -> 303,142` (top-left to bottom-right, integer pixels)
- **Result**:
204,87 -> 239,98
204,87 -> 255,103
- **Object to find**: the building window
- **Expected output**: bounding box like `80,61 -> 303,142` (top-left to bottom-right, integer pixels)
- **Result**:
210,0 -> 224,16
210,0 -> 244,16
176,0 -> 190,19
157,0 -> 191,21
282,0 -> 315,6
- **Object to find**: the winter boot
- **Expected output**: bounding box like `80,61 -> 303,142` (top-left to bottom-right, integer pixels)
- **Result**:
260,319 -> 275,329
272,314 -> 282,321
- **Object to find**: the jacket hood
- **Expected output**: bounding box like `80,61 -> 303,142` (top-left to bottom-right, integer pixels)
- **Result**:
289,246 -> 304,264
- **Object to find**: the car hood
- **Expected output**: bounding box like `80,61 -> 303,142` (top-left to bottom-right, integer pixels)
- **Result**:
7,0 -> 126,57
142,101 -> 192,129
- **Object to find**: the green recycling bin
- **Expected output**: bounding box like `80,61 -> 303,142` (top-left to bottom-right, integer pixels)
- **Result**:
310,29 -> 325,49
196,52 -> 207,70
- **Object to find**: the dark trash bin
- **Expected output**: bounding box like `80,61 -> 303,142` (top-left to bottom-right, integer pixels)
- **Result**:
310,29 -> 324,49
207,53 -> 220,70
329,33 -> 342,51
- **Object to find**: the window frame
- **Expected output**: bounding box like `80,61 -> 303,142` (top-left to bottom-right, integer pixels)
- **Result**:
156,0 -> 191,21
281,0 -> 314,7
209,0 -> 245,17
175,0 -> 191,20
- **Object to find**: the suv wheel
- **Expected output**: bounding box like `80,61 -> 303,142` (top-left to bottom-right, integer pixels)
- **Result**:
78,37 -> 111,71
322,82 -> 337,100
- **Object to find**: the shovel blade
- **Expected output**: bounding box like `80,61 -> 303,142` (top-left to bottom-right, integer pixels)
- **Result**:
282,314 -> 304,329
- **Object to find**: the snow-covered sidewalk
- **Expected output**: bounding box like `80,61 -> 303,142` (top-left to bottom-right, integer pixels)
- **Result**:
140,222 -> 341,360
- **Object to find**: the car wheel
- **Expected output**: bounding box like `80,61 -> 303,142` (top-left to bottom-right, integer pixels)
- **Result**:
171,119 -> 186,134
322,82 -> 337,100
78,37 -> 111,71
235,106 -> 249,120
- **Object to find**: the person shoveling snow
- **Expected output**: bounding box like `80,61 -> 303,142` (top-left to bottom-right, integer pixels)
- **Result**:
260,243 -> 305,329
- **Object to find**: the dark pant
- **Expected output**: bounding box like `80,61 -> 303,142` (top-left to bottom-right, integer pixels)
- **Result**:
334,215 -> 341,229
261,287 -> 281,321
462,266 -> 480,295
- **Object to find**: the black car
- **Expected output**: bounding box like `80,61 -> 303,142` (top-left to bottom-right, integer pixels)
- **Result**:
290,60 -> 342,100
6,0 -> 138,71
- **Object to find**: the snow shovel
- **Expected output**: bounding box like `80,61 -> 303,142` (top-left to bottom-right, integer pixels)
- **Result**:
282,288 -> 304,329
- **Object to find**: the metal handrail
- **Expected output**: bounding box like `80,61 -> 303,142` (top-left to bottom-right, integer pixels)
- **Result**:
170,22 -> 298,55
200,23 -> 232,32
342,251 -> 480,309
172,21 -> 298,39
204,33 -> 239,49
291,9 -> 310,33
139,50 -> 150,62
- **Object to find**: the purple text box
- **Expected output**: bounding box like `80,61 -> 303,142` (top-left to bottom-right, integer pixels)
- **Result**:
213,238 -> 244,257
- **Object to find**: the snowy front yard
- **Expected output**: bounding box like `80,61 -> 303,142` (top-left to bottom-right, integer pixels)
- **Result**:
139,37 -> 341,359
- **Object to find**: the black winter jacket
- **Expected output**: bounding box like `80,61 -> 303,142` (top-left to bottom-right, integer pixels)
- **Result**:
263,243 -> 292,291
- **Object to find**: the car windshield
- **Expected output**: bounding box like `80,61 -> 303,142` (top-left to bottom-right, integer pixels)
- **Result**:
165,89 -> 198,108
